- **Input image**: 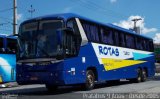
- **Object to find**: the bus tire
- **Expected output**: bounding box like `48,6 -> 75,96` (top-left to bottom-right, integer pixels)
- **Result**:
141,69 -> 147,82
84,70 -> 95,90
130,68 -> 142,83
45,84 -> 58,92
135,68 -> 142,83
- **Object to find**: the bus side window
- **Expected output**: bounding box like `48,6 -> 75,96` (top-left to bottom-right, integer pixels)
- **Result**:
126,34 -> 135,49
100,28 -> 114,45
143,40 -> 147,51
114,31 -> 119,46
149,41 -> 154,52
136,37 -> 143,50
67,19 -> 82,56
119,33 -> 126,47
81,20 -> 99,42
145,40 -> 150,51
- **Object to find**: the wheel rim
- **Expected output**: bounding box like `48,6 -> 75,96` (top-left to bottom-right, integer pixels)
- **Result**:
142,70 -> 147,80
138,76 -> 141,81
86,74 -> 94,88
137,70 -> 141,82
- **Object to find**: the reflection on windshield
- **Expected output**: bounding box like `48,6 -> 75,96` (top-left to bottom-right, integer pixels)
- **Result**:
18,20 -> 63,59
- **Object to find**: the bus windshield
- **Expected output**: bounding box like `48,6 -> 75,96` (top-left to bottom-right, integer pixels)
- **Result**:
18,20 -> 63,59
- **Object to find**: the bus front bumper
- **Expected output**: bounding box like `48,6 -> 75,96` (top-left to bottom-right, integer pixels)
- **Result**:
16,71 -> 65,85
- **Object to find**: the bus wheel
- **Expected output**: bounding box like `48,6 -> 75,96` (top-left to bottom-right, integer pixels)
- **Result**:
45,84 -> 58,92
135,68 -> 142,83
141,69 -> 147,82
84,70 -> 95,90
130,68 -> 142,83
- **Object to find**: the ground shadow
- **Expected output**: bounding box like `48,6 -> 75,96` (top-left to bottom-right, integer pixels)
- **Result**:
1,75 -> 159,96
0,80 -> 136,96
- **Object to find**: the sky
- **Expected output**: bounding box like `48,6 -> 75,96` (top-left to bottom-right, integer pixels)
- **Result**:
0,0 -> 160,43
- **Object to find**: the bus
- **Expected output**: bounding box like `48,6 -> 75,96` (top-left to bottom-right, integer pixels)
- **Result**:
16,13 -> 155,90
0,35 -> 16,84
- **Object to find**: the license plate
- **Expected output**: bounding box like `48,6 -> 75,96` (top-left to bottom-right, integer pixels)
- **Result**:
30,77 -> 38,80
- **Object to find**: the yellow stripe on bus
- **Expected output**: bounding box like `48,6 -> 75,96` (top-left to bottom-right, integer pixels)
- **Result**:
101,58 -> 146,71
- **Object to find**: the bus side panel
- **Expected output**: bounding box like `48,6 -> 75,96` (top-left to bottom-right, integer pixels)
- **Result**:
91,42 -> 155,81
63,57 -> 86,84
97,55 -> 155,81
0,54 -> 16,83
141,54 -> 156,77
63,43 -> 102,84
62,42 -> 155,85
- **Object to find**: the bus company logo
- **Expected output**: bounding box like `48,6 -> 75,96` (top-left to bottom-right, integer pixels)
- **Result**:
98,46 -> 119,56
123,51 -> 130,56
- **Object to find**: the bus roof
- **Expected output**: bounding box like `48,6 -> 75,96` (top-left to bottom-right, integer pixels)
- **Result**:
0,35 -> 17,40
21,13 -> 152,40
0,34 -> 8,38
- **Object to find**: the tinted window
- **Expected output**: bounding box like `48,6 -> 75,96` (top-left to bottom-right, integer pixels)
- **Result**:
81,20 -> 99,42
135,37 -> 143,50
149,40 -> 154,52
64,33 -> 75,56
19,20 -> 63,59
119,33 -> 126,47
114,31 -> 119,46
126,34 -> 135,49
100,28 -> 114,45
145,40 -> 150,51
142,40 -> 146,50
67,19 -> 82,56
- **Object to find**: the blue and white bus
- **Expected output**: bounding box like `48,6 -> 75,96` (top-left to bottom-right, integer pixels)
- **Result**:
16,13 -> 155,90
0,35 -> 16,83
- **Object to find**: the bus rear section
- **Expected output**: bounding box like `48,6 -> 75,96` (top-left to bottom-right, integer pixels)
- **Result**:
0,36 -> 16,83
16,13 -> 155,91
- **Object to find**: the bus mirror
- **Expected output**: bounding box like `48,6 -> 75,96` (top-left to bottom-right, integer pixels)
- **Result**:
13,34 -> 19,37
56,28 -> 74,43
60,27 -> 74,35
64,27 -> 74,34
